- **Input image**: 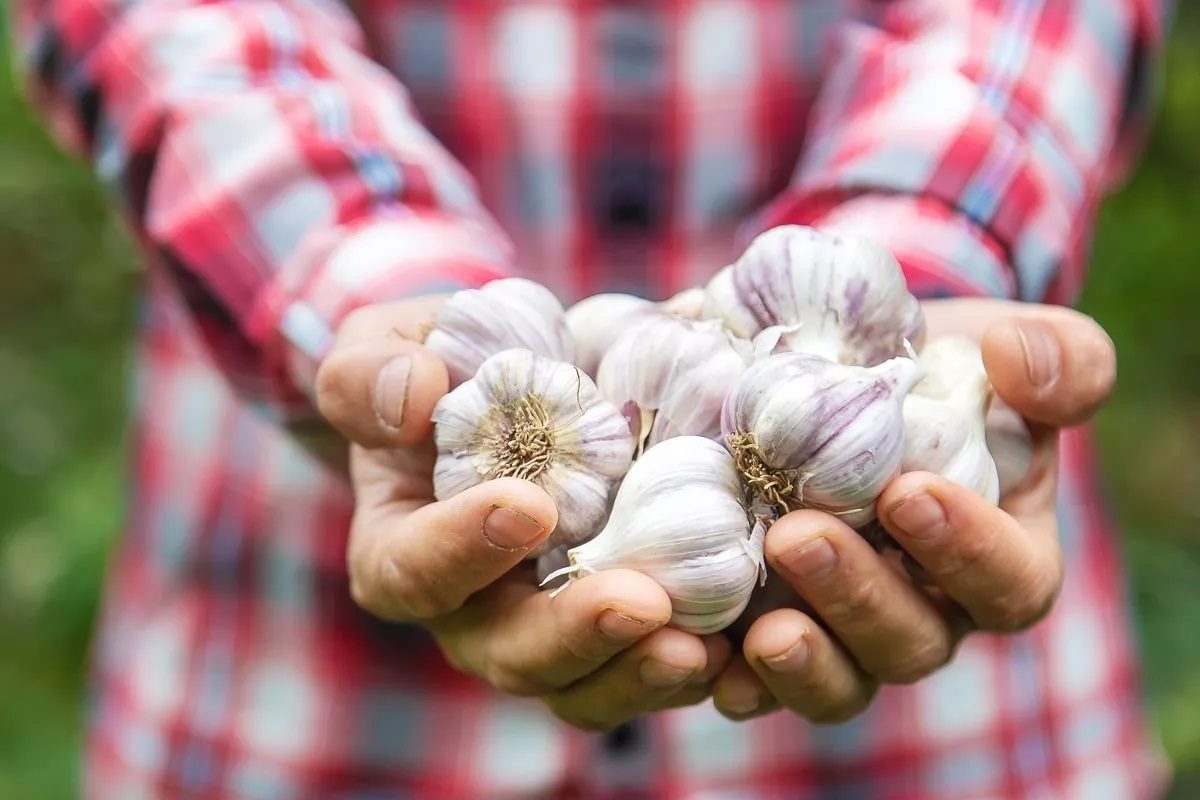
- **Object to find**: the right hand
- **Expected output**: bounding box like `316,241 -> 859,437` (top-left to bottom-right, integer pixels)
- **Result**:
316,300 -> 730,731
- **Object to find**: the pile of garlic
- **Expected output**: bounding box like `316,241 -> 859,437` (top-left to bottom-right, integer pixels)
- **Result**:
424,225 -> 1031,634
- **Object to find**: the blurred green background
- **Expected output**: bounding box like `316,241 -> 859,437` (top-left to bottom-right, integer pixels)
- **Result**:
1,4 -> 1199,799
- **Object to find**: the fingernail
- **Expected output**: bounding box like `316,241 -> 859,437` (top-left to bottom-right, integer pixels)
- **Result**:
720,686 -> 761,716
596,609 -> 656,643
761,637 -> 811,674
1013,321 -> 1061,391
483,506 -> 546,550
781,536 -> 838,580
888,493 -> 948,541
372,356 -> 412,430
640,659 -> 696,689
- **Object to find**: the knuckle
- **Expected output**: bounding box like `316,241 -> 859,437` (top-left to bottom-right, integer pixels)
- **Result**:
808,683 -> 878,725
934,526 -> 999,582
486,664 -> 553,698
874,635 -> 954,685
987,582 -> 1058,632
982,560 -> 1062,632
359,554 -> 458,622
825,575 -> 884,620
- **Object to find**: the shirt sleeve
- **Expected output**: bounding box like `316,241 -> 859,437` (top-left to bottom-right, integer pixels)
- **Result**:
749,0 -> 1170,302
13,0 -> 515,415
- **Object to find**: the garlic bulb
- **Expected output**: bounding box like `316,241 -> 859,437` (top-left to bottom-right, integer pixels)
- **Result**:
433,349 -> 634,553
544,436 -> 766,635
565,293 -> 657,376
723,352 -> 923,528
425,278 -> 574,387
703,226 -> 925,366
985,401 -> 1034,497
902,337 -> 1000,502
597,315 -> 751,448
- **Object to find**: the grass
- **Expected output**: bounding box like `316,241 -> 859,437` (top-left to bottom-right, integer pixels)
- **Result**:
0,5 -> 1198,798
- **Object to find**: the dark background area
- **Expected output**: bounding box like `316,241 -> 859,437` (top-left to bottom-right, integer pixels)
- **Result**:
1,5 -> 1198,798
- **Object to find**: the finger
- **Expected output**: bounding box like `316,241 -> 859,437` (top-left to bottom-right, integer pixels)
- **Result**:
439,568 -> 673,697
652,635 -> 735,711
879,472 -> 1063,632
742,609 -> 878,724
712,655 -> 779,721
765,510 -> 957,683
316,334 -> 449,449
348,477 -> 557,621
981,311 -> 1116,428
541,628 -> 709,732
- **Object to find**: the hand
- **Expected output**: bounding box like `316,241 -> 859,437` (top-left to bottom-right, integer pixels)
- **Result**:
316,300 -> 730,732
711,299 -> 1117,722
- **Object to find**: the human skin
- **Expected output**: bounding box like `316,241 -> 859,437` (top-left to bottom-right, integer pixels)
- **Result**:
315,297 -> 1116,730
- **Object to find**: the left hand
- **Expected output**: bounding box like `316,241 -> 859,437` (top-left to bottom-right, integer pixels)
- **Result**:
710,298 -> 1117,722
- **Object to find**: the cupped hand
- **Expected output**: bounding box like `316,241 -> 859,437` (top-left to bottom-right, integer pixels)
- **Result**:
316,301 -> 729,732
712,299 -> 1117,722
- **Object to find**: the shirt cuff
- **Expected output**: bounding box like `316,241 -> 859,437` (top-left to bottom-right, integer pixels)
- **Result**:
247,213 -> 514,413
747,191 -> 1016,301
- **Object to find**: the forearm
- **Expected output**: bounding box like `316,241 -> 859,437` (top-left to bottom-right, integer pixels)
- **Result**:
14,0 -> 513,417
752,0 -> 1169,303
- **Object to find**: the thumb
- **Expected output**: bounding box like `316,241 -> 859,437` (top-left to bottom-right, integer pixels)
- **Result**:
317,320 -> 449,449
981,309 -> 1116,428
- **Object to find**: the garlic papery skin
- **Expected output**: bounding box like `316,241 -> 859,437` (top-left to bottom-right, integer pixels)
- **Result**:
985,401 -> 1034,497
433,349 -> 634,553
565,293 -> 657,376
544,436 -> 766,635
597,315 -> 751,448
722,352 -> 923,528
703,225 -> 925,366
901,337 -> 1000,503
425,278 -> 575,387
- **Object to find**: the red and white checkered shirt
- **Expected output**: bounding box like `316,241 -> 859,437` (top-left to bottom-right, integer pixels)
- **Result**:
16,0 -> 1173,797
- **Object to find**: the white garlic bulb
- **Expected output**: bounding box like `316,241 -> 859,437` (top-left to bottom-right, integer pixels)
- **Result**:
703,226 -> 925,366
597,315 -> 751,448
723,352 -> 923,528
544,436 -> 766,635
902,338 -> 1000,503
432,349 -> 634,553
564,293 -> 657,376
425,278 -> 574,387
985,401 -> 1035,497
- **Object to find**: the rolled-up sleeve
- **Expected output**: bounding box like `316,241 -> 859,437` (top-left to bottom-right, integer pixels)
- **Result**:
14,0 -> 514,413
750,0 -> 1170,302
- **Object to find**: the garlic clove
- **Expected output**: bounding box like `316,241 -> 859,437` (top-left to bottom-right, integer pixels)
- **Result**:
597,314 -> 752,447
985,400 -> 1034,497
425,278 -> 575,387
901,337 -> 1000,503
660,287 -> 708,320
432,348 -> 634,554
545,436 -> 765,635
565,293 -> 657,377
723,352 -> 923,528
703,225 -> 925,366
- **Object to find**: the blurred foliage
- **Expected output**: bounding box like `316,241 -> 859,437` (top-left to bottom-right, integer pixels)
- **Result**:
0,4 -> 1198,799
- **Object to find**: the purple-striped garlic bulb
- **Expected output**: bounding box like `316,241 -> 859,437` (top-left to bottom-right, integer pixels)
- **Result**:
432,349 -> 634,554
703,226 -> 925,366
723,352 -> 923,527
597,314 -> 751,449
565,293 -> 658,377
425,278 -> 574,387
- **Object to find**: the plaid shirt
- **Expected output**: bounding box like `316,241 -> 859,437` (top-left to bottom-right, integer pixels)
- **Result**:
15,0 -> 1173,797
